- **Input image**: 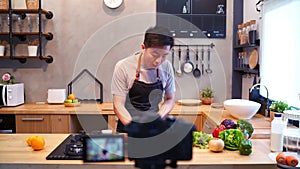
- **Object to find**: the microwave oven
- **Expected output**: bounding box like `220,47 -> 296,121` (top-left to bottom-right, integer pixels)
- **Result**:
0,83 -> 25,107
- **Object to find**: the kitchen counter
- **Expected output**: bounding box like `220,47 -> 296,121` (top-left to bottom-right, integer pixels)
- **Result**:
0,102 -> 271,138
0,134 -> 276,169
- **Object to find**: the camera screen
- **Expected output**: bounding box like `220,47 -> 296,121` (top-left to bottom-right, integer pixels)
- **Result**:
83,134 -> 125,162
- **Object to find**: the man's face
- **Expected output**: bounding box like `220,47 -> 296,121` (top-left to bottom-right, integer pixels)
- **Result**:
142,45 -> 171,69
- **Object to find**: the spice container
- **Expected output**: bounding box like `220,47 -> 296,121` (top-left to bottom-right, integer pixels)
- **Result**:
248,20 -> 257,44
237,24 -> 243,45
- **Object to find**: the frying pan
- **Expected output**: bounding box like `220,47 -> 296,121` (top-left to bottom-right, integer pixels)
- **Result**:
183,47 -> 194,73
193,48 -> 201,78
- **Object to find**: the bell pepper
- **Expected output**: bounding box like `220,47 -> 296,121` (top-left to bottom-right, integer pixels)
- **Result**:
212,124 -> 226,138
239,139 -> 252,155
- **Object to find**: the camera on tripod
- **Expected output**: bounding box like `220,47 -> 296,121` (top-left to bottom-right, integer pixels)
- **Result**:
125,114 -> 196,169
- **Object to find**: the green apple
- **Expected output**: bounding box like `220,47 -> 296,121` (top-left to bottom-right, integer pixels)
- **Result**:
72,99 -> 79,103
64,99 -> 72,103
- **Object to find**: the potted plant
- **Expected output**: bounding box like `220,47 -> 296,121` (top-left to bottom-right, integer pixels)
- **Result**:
200,87 -> 214,105
269,101 -> 291,121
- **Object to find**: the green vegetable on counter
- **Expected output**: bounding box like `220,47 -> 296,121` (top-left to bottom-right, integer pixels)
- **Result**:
219,129 -> 244,150
193,131 -> 212,149
239,139 -> 252,155
236,119 -> 254,139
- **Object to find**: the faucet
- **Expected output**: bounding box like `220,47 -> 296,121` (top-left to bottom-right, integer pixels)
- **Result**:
250,83 -> 270,116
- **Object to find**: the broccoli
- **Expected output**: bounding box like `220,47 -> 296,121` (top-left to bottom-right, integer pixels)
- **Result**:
236,119 -> 254,139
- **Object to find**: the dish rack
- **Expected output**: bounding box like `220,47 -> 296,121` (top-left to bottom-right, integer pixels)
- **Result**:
283,110 -> 300,152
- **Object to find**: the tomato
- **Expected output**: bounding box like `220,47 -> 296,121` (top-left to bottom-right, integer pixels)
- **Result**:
286,155 -> 299,167
276,152 -> 286,165
212,124 -> 226,138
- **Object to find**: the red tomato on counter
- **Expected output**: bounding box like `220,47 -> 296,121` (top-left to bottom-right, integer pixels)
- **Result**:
212,124 -> 226,138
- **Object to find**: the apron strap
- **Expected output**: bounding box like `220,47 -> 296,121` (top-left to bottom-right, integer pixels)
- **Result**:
135,53 -> 161,81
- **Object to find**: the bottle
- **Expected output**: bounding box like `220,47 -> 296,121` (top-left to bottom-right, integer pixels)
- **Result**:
270,113 -> 286,152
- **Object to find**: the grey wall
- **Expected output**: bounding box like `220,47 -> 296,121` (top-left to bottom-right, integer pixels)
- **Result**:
0,0 -> 235,104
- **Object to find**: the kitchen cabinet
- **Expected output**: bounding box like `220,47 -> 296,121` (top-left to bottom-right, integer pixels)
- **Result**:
16,114 -> 69,133
0,0 -> 53,63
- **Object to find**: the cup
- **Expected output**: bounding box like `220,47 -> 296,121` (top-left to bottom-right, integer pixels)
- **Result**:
0,45 -> 5,56
28,45 -> 38,56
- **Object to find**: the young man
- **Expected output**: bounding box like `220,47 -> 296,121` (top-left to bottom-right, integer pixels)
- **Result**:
111,26 -> 176,132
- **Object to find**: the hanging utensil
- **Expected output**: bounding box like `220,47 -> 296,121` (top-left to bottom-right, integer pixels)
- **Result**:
176,47 -> 182,77
201,47 -> 205,75
171,48 -> 175,72
183,47 -> 194,73
205,47 -> 213,74
193,48 -> 201,78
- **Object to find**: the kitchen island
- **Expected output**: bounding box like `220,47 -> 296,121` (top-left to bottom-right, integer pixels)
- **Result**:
0,134 -> 276,169
0,102 -> 271,138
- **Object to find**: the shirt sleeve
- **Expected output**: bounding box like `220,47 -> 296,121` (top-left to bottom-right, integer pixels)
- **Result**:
111,61 -> 129,97
163,61 -> 176,95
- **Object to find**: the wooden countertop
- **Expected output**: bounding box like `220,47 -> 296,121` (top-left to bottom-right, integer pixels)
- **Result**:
0,134 -> 276,169
0,102 -> 271,139
0,102 -> 212,114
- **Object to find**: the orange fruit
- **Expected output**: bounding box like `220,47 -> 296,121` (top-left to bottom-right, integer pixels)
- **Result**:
68,94 -> 76,100
30,136 -> 45,151
26,136 -> 35,146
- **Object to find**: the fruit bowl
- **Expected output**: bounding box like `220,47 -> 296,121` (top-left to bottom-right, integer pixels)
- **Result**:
64,102 -> 80,107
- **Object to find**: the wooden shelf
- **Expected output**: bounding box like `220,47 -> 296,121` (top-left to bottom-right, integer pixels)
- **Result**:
0,9 -> 53,19
0,32 -> 53,40
233,67 -> 259,74
0,0 -> 54,64
0,55 -> 53,63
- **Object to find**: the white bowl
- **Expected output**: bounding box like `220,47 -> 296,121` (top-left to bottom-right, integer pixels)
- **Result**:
224,99 -> 261,119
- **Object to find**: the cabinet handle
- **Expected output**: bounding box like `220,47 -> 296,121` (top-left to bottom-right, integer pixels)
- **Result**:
21,118 -> 44,121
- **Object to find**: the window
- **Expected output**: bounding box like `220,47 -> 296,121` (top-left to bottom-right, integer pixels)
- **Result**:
260,0 -> 300,108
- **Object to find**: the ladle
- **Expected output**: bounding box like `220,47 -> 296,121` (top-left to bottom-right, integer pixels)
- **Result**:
205,48 -> 213,74
176,47 -> 182,76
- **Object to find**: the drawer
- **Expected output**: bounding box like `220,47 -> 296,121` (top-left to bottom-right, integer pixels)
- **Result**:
16,115 -> 51,133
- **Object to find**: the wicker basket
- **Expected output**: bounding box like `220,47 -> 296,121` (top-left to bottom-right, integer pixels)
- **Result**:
0,0 -> 8,9
26,0 -> 38,9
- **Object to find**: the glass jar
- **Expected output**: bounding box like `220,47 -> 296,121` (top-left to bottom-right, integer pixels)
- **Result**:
248,20 -> 257,44
237,24 -> 243,45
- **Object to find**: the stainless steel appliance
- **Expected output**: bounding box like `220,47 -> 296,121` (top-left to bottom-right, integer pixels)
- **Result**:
0,83 -> 25,107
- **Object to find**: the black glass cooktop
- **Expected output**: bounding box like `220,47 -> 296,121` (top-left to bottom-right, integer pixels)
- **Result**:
46,134 -> 84,160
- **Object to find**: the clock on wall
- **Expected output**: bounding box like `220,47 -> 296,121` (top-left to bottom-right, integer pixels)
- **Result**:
104,0 -> 123,9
